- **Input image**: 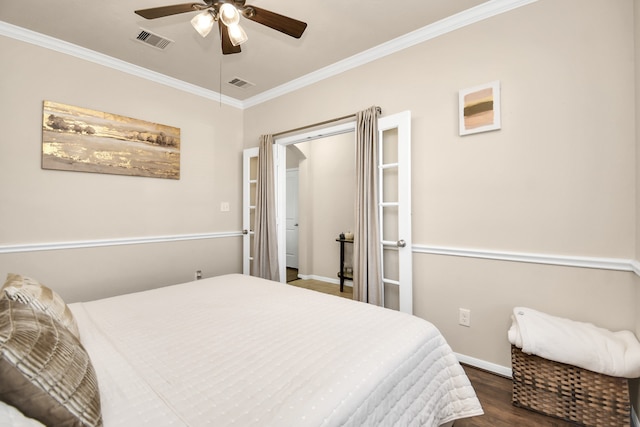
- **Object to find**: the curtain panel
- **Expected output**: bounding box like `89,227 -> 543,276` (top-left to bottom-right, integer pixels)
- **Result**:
252,135 -> 280,281
353,106 -> 383,305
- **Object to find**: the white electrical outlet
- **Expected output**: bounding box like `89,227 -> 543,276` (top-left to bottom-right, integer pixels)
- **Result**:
195,270 -> 202,280
459,308 -> 471,327
220,202 -> 230,212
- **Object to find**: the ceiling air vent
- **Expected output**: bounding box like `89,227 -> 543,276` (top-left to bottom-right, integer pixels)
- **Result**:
135,29 -> 173,50
228,77 -> 255,89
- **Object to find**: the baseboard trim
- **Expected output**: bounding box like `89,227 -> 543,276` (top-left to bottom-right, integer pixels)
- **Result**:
0,231 -> 240,254
295,274 -> 353,287
455,352 -> 512,378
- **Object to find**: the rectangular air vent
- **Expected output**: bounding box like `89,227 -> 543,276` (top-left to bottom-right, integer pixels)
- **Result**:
228,77 -> 255,89
135,29 -> 173,50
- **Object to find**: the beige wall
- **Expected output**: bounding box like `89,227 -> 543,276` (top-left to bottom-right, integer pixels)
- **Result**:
294,134 -> 355,280
0,36 -> 244,302
244,0 -> 638,369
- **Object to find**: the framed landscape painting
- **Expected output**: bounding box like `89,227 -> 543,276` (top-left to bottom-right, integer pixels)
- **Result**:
459,81 -> 501,136
42,101 -> 180,179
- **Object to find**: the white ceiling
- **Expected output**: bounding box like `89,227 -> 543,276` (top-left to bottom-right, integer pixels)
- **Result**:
1,0 -> 524,104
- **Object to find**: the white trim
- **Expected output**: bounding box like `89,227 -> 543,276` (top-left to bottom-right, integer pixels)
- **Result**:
455,352 -> 512,378
241,0 -> 538,108
276,122 -> 356,145
0,21 -> 243,109
295,274 -> 353,287
0,231 -> 239,254
413,244 -> 637,273
1,0 -> 537,110
3,236 -> 639,279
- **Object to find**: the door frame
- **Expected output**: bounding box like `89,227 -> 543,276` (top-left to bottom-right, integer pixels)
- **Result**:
274,121 -> 356,283
272,111 -> 412,313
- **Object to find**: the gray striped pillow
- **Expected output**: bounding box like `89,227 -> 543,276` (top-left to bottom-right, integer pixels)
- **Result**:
0,297 -> 102,426
2,273 -> 80,338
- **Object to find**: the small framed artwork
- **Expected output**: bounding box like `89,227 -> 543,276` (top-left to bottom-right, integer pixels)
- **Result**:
459,81 -> 501,136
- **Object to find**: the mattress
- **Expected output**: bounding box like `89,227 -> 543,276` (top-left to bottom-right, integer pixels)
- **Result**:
3,274 -> 482,426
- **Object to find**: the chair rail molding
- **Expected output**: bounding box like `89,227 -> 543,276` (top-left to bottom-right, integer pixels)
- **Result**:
0,232 -> 241,254
4,238 -> 637,279
412,244 -> 639,277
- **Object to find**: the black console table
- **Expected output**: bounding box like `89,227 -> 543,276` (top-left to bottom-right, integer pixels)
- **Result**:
336,238 -> 353,292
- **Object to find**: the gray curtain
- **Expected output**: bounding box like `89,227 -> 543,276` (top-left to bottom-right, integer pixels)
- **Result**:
251,134 -> 280,281
353,106 -> 382,305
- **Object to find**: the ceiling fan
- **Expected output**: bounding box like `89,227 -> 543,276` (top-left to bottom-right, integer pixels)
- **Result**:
134,0 -> 307,55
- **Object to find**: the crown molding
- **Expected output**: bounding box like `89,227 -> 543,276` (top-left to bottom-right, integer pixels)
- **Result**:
241,0 -> 539,108
2,0 -> 537,110
0,21 -> 243,109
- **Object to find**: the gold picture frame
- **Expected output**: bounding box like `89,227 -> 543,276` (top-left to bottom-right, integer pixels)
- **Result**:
42,101 -> 180,179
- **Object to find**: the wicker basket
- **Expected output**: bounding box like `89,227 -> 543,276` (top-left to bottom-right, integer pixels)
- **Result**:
511,345 -> 630,427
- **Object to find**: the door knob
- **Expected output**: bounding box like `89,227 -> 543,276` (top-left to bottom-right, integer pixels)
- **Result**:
397,239 -> 406,248
242,229 -> 249,235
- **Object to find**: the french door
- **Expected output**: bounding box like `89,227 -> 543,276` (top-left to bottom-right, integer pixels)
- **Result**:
241,147 -> 259,275
242,111 -> 412,313
378,111 -> 412,313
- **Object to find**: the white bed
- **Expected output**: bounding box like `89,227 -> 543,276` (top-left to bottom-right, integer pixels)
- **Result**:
1,273 -> 482,426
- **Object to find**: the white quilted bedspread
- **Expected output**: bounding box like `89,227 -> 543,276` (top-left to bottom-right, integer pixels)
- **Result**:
63,274 -> 481,427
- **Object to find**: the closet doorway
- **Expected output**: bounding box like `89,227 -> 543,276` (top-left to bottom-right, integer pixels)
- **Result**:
284,134 -> 355,286
274,111 -> 413,313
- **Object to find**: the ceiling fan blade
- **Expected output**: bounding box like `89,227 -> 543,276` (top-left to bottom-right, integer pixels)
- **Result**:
135,3 -> 202,19
242,6 -> 307,39
219,21 -> 242,55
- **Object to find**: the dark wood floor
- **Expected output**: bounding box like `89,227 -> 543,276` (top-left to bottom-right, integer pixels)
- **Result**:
456,365 -> 578,426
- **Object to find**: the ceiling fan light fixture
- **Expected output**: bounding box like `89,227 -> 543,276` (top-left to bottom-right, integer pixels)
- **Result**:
228,23 -> 248,46
134,1 -> 307,55
219,3 -> 240,26
191,10 -> 215,37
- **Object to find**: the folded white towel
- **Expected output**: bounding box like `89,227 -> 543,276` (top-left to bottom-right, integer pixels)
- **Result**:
508,307 -> 640,378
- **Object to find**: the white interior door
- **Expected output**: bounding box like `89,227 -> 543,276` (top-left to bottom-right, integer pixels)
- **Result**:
274,111 -> 412,313
286,169 -> 299,269
242,148 -> 259,275
378,111 -> 412,314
